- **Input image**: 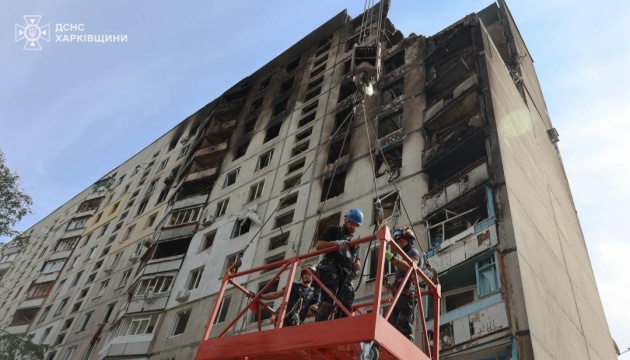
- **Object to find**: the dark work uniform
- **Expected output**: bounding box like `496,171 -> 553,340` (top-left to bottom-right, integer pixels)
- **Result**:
280,282 -> 317,327
389,245 -> 421,340
315,225 -> 359,321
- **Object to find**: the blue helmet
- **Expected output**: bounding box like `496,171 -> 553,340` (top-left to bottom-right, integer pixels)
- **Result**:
344,208 -> 364,226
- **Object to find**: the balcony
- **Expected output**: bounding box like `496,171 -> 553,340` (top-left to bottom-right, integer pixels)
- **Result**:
18,297 -> 46,309
0,261 -> 11,272
422,159 -> 489,218
97,334 -> 153,360
184,166 -> 218,184
428,223 -> 498,271
423,74 -> 479,132
422,114 -> 483,169
205,119 -> 237,143
193,141 -> 228,169
426,49 -> 475,99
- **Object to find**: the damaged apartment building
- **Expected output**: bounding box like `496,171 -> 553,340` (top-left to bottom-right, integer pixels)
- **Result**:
0,1 -> 617,360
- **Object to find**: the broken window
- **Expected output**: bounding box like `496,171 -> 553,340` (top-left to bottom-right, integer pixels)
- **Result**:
258,77 -> 271,91
381,79 -> 404,105
302,100 -> 319,115
298,112 -> 316,128
257,150 -> 273,171
304,86 -> 322,102
232,218 -> 252,238
327,137 -> 351,164
291,141 -> 309,157
280,77 -> 294,94
383,50 -> 405,74
278,193 -> 298,209
265,122 -> 282,142
315,42 -> 331,58
224,168 -> 240,188
274,211 -> 294,229
321,171 -> 346,201
295,128 -> 312,142
250,98 -> 263,114
269,233 -> 289,250
343,59 -> 352,75
272,98 -> 288,117
310,64 -> 326,79
234,141 -> 249,160
151,237 -> 192,260
337,81 -> 356,103
345,34 -> 360,52
334,107 -> 352,133
307,77 -> 324,92
213,295 -> 232,324
286,57 -> 300,72
248,180 -> 265,202
378,111 -> 403,138
201,231 -> 216,252
243,119 -> 256,134
375,144 -> 403,179
287,159 -> 305,174
313,213 -> 341,247
10,308 -> 39,326
283,174 -> 301,191
373,191 -> 399,225
171,309 -> 191,336
313,54 -> 329,69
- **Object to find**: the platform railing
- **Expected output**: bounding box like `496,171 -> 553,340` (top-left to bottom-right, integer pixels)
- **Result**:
202,226 -> 441,359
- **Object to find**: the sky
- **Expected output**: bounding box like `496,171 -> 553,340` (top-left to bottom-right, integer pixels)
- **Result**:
1,0 -> 628,355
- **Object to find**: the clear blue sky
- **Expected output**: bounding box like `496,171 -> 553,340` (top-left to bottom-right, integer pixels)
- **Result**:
2,0 -> 628,354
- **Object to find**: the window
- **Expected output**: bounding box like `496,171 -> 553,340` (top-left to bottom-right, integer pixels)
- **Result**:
86,273 -> 96,284
378,111 -> 403,138
338,81 -> 356,103
295,128 -> 312,142
327,138 -> 351,164
146,179 -> 158,194
278,193 -> 298,209
145,213 -> 157,229
248,180 -> 265,202
313,53 -> 329,68
167,207 -> 202,227
63,346 -> 76,360
101,246 -> 110,257
38,306 -> 51,323
187,267 -> 204,290
368,246 -> 396,280
334,107 -> 352,133
476,255 -> 498,297
55,298 -> 69,315
54,237 -> 78,252
307,77 -> 324,92
97,222 -> 110,237
42,259 -> 65,274
291,141 -> 309,157
315,213 -> 341,246
27,282 -> 54,300
272,98 -> 288,117
171,309 -> 191,336
310,64 -> 326,78
113,222 -> 123,233
87,246 -> 97,260
103,303 -> 116,323
443,287 -> 476,312
264,122 -> 282,142
118,270 -> 132,288
286,57 -> 300,72
302,100 -> 318,115
304,86 -> 322,102
264,253 -> 285,273
231,218 -> 251,238
71,301 -> 82,313
383,50 -> 405,73
257,150 -> 273,171
178,144 -> 190,159
213,296 -> 232,324
70,256 -> 79,269
118,313 -> 160,336
243,119 -> 256,134
283,174 -> 301,191
70,271 -> 83,287
215,198 -> 229,217
96,280 -> 109,297
258,76 -> 271,91
287,159 -> 305,174
78,288 -> 89,299
321,171 -> 346,201
250,97 -> 263,113
135,276 -> 174,296
62,318 -> 73,330
274,211 -> 294,229
111,252 -> 122,267
78,311 -> 93,332
137,200 -> 148,216
343,59 -> 352,74
269,233 -> 289,250
157,158 -> 169,171
224,168 -> 239,188
201,230 -> 216,252
123,225 -> 135,241
280,77 -> 294,93
66,217 -> 88,231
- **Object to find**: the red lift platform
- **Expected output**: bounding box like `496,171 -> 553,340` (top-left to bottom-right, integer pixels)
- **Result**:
195,226 -> 441,360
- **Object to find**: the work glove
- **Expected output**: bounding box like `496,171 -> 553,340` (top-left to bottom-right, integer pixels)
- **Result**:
332,240 -> 348,249
385,251 -> 394,262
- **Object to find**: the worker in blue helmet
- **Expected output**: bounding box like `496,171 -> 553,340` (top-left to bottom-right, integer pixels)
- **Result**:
385,226 -> 421,340
314,208 -> 364,321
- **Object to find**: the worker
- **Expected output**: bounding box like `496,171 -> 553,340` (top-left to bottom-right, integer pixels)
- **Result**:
314,208 -> 364,321
385,226 -> 421,340
253,265 -> 318,327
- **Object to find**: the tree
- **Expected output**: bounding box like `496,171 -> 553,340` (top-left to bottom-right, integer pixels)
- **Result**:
0,331 -> 51,360
0,150 -> 32,238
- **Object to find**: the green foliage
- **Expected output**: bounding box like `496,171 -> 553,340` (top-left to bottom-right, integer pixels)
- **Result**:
0,150 -> 32,238
0,332 -> 51,360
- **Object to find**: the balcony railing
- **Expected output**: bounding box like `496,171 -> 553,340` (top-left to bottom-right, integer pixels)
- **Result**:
184,166 -> 219,184
422,114 -> 483,168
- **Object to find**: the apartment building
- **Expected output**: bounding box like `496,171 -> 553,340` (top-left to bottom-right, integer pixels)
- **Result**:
0,1 -> 616,360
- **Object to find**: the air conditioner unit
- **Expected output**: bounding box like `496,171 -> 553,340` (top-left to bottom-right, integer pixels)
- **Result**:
104,265 -> 114,274
175,289 -> 190,303
200,214 -> 215,228
129,254 -> 140,263
142,239 -> 155,248
143,291 -> 155,303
